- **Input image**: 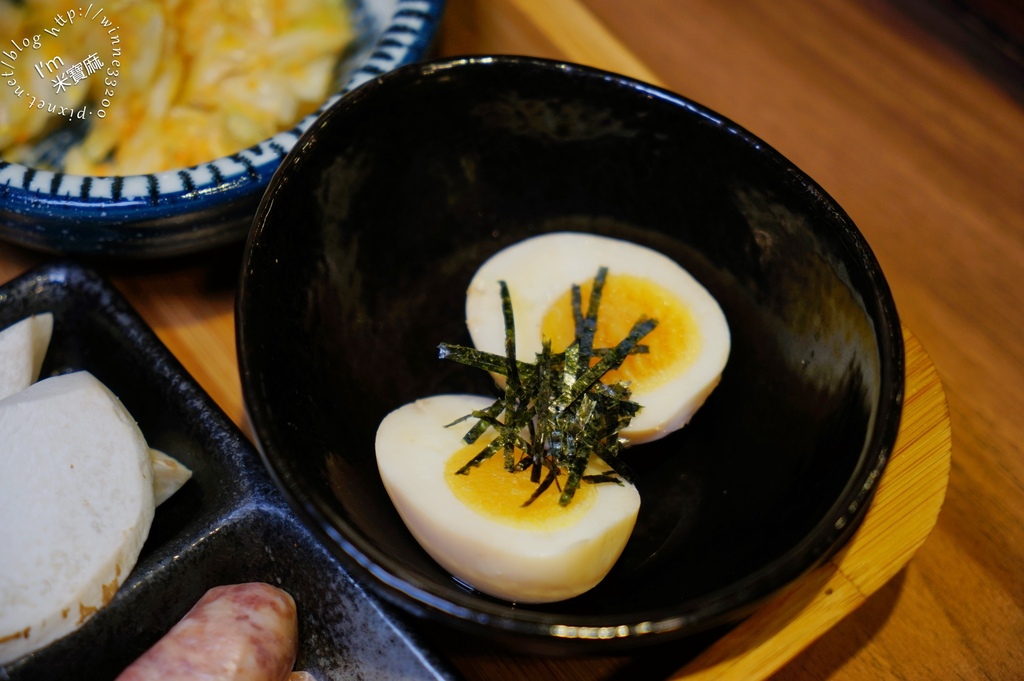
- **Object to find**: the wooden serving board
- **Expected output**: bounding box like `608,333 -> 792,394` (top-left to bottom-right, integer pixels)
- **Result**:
437,4 -> 954,675
436,3 -> 953,676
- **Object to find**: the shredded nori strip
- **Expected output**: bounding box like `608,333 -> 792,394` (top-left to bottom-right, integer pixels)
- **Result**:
438,268 -> 656,506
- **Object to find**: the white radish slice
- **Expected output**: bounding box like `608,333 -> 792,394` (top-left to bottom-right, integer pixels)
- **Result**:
0,371 -> 155,664
0,313 -> 53,401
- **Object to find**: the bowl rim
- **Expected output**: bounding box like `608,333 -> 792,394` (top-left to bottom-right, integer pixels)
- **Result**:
0,0 -> 445,238
238,54 -> 905,649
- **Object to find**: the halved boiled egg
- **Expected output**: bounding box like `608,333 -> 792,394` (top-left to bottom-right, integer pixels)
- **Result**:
465,232 -> 730,445
375,394 -> 640,603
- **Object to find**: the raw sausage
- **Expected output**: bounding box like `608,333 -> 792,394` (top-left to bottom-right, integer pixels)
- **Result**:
115,583 -> 298,681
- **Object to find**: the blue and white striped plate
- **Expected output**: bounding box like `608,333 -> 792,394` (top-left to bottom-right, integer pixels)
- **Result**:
0,0 -> 445,257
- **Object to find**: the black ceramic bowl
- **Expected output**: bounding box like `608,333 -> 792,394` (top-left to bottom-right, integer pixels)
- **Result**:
237,56 -> 904,653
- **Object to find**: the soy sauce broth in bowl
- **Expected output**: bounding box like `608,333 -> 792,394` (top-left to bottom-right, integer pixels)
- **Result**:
237,55 -> 904,653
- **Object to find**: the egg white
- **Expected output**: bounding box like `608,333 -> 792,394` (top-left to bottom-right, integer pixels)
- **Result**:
465,232 -> 731,444
375,394 -> 640,604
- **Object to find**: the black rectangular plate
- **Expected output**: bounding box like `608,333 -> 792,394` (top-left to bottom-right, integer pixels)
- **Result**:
0,262 -> 460,681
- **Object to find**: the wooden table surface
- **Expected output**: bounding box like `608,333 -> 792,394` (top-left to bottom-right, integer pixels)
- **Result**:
1,0 -> 1022,679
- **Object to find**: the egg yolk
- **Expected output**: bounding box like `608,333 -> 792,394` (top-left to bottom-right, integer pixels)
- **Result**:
541,273 -> 701,390
445,440 -> 597,530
